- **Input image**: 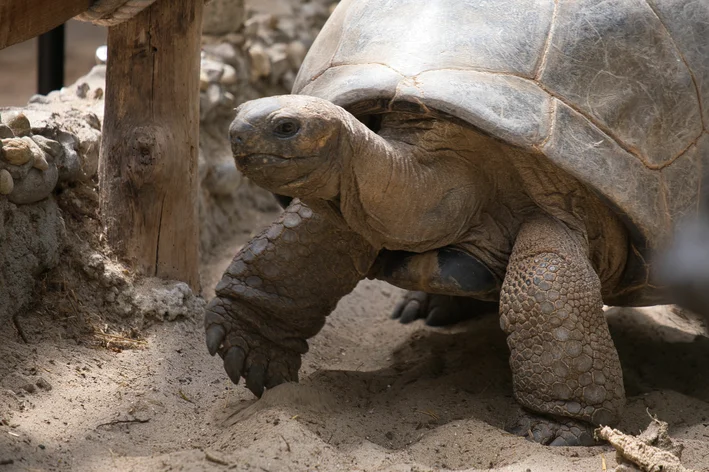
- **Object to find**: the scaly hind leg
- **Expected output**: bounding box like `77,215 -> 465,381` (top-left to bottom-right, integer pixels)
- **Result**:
500,216 -> 625,446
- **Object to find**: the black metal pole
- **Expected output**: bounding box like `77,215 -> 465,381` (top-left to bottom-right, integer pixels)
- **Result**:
37,24 -> 66,95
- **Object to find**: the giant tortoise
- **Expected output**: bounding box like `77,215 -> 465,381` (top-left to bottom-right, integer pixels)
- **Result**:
205,0 -> 709,446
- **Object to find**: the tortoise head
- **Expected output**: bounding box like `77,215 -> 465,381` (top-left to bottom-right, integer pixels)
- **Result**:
229,95 -> 348,199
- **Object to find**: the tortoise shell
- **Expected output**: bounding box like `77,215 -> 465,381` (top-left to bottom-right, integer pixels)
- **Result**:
292,0 -> 709,305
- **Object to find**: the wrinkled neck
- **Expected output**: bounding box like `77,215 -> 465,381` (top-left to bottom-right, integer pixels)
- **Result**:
338,115 -> 483,251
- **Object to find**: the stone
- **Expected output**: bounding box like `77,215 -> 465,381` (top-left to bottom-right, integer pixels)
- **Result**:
248,43 -> 271,82
84,112 -> 101,131
0,169 -> 13,195
1,138 -> 33,165
21,137 -> 49,170
203,0 -> 245,35
268,43 -> 290,83
220,64 -> 238,85
203,42 -> 238,65
8,165 -> 58,204
200,69 -> 210,92
76,82 -> 90,99
28,94 -> 51,104
205,160 -> 241,196
0,373 -> 36,395
0,124 -> 14,139
54,131 -> 84,182
202,58 -> 225,82
3,112 -> 31,137
287,41 -> 308,69
31,135 -> 63,159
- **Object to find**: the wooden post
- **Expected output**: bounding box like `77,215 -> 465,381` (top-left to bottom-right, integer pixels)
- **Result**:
100,0 -> 202,291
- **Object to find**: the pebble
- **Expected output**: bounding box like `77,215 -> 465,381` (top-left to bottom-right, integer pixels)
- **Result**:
248,43 -> 271,82
3,112 -> 31,137
220,64 -> 238,85
200,70 -> 210,92
21,137 -> 49,170
31,135 -> 63,158
0,169 -> 13,195
1,137 -> 33,165
287,40 -> 308,69
8,165 -> 58,204
268,43 -> 290,83
0,124 -> 14,139
202,58 -> 225,83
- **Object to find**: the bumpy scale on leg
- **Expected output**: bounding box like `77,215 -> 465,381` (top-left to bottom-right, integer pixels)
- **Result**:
205,199 -> 378,397
499,216 -> 625,446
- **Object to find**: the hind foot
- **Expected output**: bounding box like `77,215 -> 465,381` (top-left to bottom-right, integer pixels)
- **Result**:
391,291 -> 498,326
505,409 -> 597,446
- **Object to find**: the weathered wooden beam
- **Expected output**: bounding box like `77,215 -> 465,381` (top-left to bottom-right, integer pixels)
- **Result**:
100,0 -> 202,291
0,0 -> 92,50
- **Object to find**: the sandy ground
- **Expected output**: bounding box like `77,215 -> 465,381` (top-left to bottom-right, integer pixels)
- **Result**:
1,201 -> 709,472
1,10 -> 709,472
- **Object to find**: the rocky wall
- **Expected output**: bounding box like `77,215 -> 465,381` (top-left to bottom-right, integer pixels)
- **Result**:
0,0 -> 335,323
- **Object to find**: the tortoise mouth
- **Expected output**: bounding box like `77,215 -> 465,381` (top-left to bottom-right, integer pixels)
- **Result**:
233,153 -> 289,170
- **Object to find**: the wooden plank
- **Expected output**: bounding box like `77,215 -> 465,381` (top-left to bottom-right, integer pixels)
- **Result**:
0,0 -> 92,50
100,0 -> 202,291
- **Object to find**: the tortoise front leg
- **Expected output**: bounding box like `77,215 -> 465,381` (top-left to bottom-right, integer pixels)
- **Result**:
205,199 -> 378,397
500,216 -> 625,446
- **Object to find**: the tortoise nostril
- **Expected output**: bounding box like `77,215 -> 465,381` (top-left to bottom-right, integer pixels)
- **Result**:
233,135 -> 244,145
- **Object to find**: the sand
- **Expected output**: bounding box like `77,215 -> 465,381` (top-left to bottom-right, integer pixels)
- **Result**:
1,203 -> 708,472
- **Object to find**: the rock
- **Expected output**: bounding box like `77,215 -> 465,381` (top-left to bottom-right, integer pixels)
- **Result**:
203,42 -> 238,65
200,69 -> 210,92
1,373 -> 37,395
1,138 -> 33,165
0,124 -> 14,139
220,64 -> 238,85
21,137 -> 49,170
35,378 -> 52,391
31,135 -> 63,159
0,169 -> 13,195
83,112 -> 101,131
8,165 -> 58,204
1,161 -> 32,181
76,82 -> 90,99
134,279 -> 206,322
203,0 -> 245,36
287,40 -> 308,68
268,43 -> 290,83
248,43 -> 271,82
3,112 -> 31,137
28,94 -> 51,104
224,33 -> 245,47
205,160 -> 241,195
202,58 -> 225,82
75,127 -> 101,180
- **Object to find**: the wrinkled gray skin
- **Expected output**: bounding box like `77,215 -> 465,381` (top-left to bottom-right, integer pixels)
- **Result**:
206,0 -> 709,447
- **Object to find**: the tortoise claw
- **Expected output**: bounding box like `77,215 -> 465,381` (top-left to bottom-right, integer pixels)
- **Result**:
223,346 -> 246,385
206,324 -> 226,356
246,361 -> 267,397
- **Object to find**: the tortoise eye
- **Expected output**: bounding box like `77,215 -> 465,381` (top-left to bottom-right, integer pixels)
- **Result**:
273,120 -> 300,138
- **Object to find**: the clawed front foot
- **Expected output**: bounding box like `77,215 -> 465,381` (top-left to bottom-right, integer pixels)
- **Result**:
505,409 -> 597,446
205,297 -> 304,397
